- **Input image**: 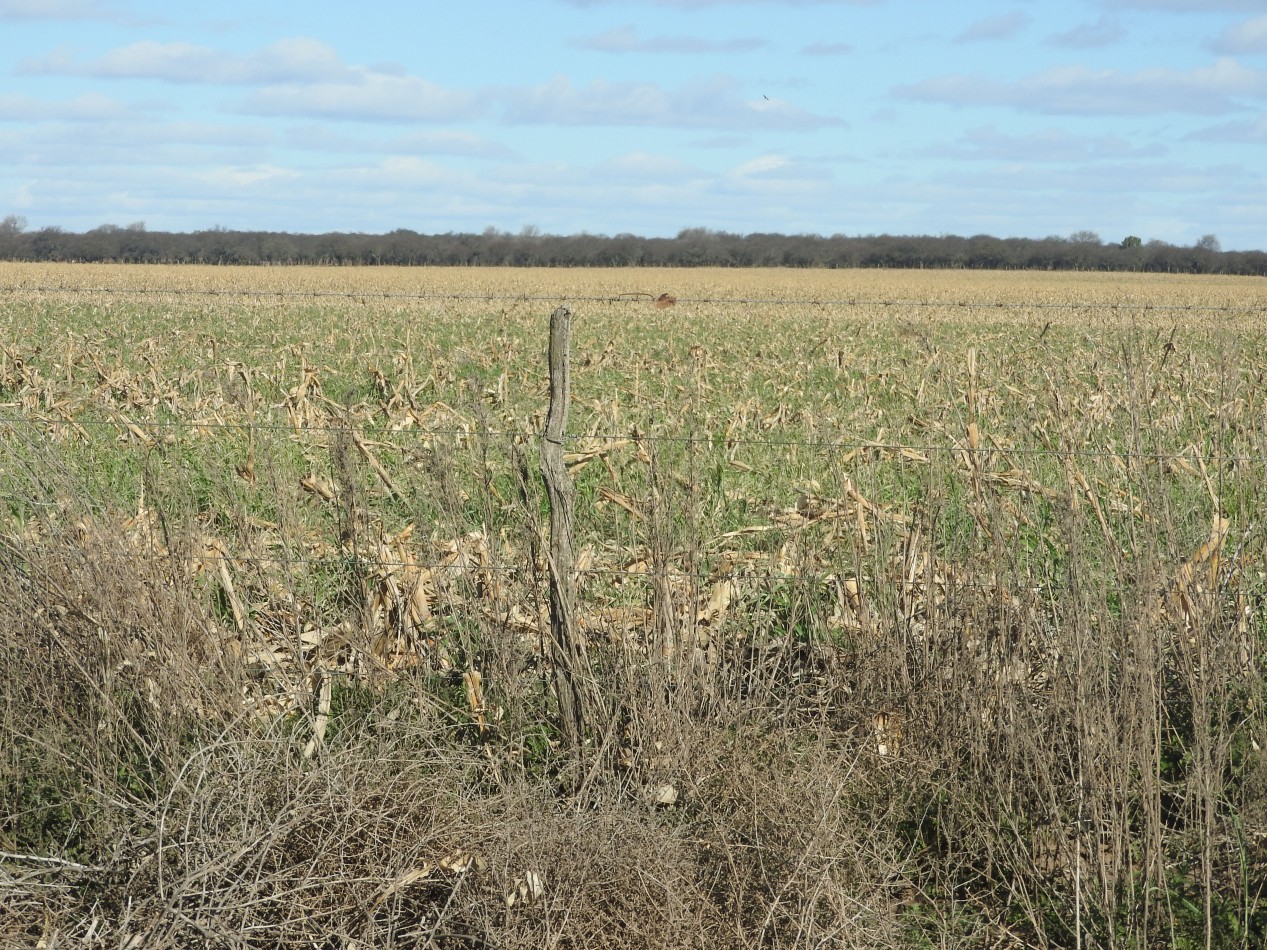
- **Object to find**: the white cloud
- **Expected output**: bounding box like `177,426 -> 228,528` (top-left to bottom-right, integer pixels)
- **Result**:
802,41 -> 853,56
498,75 -> 845,130
566,0 -> 876,7
278,125 -> 514,158
4,138 -> 1257,248
1210,15 -> 1267,55
690,134 -> 753,148
0,92 -> 131,121
76,120 -> 270,149
596,151 -> 703,181
725,156 -> 835,203
0,0 -> 139,23
197,165 -> 298,189
941,125 -> 1164,162
1104,0 -> 1261,11
1186,114 -> 1267,142
0,119 -> 274,173
939,160 -> 1254,198
956,12 -> 1031,43
278,126 -> 515,159
8,148 -> 827,237
1048,16 -> 1127,49
388,131 -> 517,160
12,37 -> 843,132
20,38 -> 352,85
897,58 -> 1267,115
238,73 -> 477,123
19,38 -> 479,124
733,154 -> 791,177
361,157 -> 454,188
571,25 -> 768,54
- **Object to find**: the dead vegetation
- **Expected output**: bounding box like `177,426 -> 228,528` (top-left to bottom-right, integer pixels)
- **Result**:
2,264 -> 1267,947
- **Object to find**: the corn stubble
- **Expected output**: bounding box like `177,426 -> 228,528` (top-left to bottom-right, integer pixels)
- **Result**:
2,263 -> 1267,948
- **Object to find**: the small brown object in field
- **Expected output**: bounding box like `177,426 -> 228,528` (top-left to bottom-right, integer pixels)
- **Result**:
654,293 -> 676,309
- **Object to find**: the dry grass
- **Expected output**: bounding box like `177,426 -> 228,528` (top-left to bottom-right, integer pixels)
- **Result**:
2,263 -> 1266,947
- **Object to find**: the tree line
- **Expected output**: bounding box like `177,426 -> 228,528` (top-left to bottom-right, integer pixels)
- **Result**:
0,216 -> 1262,274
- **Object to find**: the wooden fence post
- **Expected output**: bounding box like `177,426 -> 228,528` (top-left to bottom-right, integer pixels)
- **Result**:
540,305 -> 590,760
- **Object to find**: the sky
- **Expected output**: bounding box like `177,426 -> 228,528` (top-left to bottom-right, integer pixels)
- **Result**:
1,0 -> 1265,250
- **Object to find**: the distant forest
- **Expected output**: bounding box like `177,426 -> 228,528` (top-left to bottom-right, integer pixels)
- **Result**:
1,216 -> 1263,274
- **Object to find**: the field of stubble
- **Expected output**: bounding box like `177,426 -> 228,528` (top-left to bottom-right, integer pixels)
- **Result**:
3,263 -> 1267,948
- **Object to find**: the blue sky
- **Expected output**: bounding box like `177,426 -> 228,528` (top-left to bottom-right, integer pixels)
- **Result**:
1,0 -> 1265,249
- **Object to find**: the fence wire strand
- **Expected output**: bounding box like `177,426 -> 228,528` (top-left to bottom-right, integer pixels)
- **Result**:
1,544 -> 1083,598
0,413 -> 1259,464
1,283 -> 1259,614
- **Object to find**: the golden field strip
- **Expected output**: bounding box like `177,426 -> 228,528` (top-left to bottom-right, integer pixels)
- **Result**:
3,262 -> 1267,948
5,260 -> 1267,305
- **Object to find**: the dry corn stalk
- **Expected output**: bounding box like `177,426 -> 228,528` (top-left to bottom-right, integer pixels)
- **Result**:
1163,512 -> 1230,625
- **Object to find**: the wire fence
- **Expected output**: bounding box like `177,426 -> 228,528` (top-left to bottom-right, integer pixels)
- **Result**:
0,411 -> 1260,463
2,414 -> 1256,602
2,282 -> 1262,619
0,542 -> 1076,597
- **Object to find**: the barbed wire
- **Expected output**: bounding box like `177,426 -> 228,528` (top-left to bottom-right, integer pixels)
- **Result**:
2,283 -> 1261,599
0,411 -> 1261,465
0,542 -> 1092,597
3,284 -> 1265,314
10,537 -> 1257,607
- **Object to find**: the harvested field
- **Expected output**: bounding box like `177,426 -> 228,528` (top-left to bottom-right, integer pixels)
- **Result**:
3,263 -> 1267,948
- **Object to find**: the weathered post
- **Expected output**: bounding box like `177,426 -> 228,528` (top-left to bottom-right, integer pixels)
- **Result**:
540,306 -> 589,759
